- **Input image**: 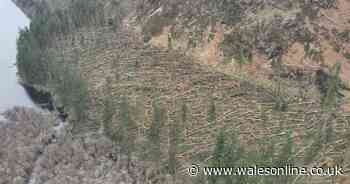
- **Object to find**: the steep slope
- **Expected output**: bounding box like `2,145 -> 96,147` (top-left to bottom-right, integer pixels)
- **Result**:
136,0 -> 348,87
11,0 -> 350,183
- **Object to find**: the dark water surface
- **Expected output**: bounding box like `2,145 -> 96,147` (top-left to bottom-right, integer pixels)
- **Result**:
0,0 -> 34,112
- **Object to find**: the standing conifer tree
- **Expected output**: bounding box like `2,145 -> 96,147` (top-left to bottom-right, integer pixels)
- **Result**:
102,78 -> 114,137
148,98 -> 164,167
210,129 -> 226,184
224,131 -> 242,183
181,101 -> 188,138
276,130 -> 294,166
117,96 -> 137,170
276,130 -> 295,183
207,97 -> 216,125
168,119 -> 178,180
322,62 -> 341,108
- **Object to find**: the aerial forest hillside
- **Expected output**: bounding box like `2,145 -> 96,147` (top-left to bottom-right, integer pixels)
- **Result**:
10,0 -> 350,183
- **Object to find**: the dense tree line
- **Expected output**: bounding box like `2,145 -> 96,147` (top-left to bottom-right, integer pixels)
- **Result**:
17,27 -> 48,85
16,0 -> 107,126
17,0 -> 107,86
50,63 -> 89,124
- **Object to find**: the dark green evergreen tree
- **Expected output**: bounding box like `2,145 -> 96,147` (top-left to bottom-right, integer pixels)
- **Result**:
325,123 -> 335,144
102,80 -> 115,137
178,101 -> 188,147
209,129 -> 226,184
276,130 -> 294,167
223,131 -> 243,183
103,97 -> 114,137
276,130 -> 295,183
115,96 -> 137,169
213,129 -> 226,167
304,131 -> 323,164
147,98 -> 164,165
322,62 -> 341,109
207,97 -> 216,126
168,120 -> 178,180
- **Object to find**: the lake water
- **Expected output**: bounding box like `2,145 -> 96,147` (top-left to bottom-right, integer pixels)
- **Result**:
0,0 -> 34,112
